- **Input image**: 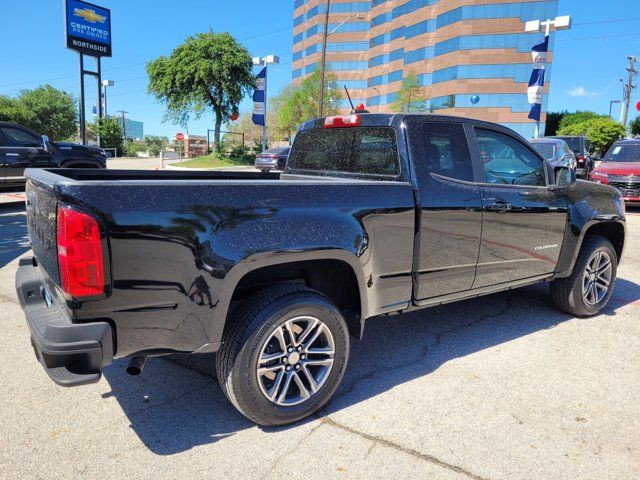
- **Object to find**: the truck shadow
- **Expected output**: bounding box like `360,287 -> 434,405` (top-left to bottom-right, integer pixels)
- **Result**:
0,204 -> 29,269
102,278 -> 640,456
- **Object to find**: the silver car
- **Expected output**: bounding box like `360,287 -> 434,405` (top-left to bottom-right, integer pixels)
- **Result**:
529,138 -> 577,171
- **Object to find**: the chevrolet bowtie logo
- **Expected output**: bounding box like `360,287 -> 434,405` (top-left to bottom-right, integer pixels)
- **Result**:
73,8 -> 106,23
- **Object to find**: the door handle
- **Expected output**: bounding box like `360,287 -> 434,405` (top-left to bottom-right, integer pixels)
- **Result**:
485,201 -> 512,212
5,153 -> 20,157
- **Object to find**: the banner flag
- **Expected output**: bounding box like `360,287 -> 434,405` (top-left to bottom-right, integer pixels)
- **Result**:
252,67 -> 267,126
527,35 -> 549,121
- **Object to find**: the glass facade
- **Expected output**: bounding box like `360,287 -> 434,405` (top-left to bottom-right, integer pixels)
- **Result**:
292,0 -> 558,133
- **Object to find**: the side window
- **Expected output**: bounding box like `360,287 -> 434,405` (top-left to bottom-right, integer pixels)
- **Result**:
1,127 -> 40,147
422,123 -> 474,182
476,129 -> 546,186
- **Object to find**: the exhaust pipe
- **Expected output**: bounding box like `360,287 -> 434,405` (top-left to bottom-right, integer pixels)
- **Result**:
126,356 -> 147,376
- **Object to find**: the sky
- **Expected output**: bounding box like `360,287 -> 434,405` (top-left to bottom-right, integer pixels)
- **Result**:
0,0 -> 639,139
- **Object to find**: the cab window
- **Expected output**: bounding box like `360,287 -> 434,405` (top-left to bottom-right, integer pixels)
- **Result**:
0,127 -> 40,147
422,123 -> 474,182
476,129 -> 546,186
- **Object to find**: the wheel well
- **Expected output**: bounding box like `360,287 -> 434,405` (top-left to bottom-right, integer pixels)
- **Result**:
230,259 -> 362,328
584,222 -> 624,260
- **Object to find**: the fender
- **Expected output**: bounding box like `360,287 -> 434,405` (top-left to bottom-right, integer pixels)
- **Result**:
210,248 -> 370,342
554,181 -> 626,277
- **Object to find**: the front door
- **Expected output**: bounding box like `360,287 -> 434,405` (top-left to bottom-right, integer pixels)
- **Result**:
0,125 -> 52,187
471,127 -> 567,288
409,119 -> 483,300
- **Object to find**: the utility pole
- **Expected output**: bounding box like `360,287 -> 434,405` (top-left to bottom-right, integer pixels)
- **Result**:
620,56 -> 638,129
318,0 -> 331,118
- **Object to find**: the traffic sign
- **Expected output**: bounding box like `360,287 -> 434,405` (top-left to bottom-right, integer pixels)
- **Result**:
175,132 -> 184,141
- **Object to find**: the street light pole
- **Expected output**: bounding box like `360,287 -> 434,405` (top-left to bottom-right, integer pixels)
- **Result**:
253,55 -> 279,152
525,15 -> 571,138
371,87 -> 382,113
609,99 -> 621,119
102,80 -> 114,117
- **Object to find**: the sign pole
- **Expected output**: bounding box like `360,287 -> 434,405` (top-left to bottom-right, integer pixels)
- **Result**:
79,53 -> 86,145
262,65 -> 267,152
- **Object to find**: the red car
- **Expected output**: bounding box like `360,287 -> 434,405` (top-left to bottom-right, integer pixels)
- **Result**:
590,138 -> 640,204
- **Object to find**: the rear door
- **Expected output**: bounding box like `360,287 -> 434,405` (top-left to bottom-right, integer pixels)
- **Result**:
407,118 -> 483,300
471,127 -> 567,288
0,125 -> 52,187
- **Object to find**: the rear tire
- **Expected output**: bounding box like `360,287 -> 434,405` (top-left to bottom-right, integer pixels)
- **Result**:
550,235 -> 617,316
216,284 -> 350,426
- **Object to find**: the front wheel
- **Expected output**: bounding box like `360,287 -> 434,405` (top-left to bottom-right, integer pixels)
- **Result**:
216,284 -> 350,426
550,235 -> 617,316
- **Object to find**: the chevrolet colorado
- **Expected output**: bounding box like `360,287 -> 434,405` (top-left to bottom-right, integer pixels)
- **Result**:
16,113 -> 625,425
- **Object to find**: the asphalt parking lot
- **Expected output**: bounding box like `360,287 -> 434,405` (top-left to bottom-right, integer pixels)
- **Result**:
1,201 -> 639,480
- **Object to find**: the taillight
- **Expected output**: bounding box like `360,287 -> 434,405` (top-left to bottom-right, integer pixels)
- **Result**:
324,114 -> 361,128
57,206 -> 104,298
576,154 -> 585,164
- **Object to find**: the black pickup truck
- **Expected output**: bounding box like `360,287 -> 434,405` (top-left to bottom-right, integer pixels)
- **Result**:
0,121 -> 106,189
16,113 -> 625,426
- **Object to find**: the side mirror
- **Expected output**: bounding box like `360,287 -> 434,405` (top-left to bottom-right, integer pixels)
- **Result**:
41,135 -> 50,152
555,166 -> 576,188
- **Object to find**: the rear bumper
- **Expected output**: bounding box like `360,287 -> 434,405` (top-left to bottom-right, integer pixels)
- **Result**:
15,257 -> 114,387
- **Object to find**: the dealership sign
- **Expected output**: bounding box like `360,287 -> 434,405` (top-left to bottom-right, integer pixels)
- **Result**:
65,0 -> 111,57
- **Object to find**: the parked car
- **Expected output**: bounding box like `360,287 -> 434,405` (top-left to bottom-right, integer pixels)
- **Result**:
528,138 -> 577,170
590,138 -> 640,204
254,146 -> 290,171
549,135 -> 593,178
0,122 -> 106,189
16,113 -> 625,426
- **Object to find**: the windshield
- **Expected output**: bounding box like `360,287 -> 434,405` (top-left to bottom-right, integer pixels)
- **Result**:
531,142 -> 555,159
603,144 -> 640,162
557,137 -> 581,152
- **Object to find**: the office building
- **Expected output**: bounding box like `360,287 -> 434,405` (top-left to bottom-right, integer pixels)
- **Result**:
292,0 -> 558,137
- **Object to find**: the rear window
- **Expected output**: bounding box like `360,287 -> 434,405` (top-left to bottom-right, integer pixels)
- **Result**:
287,127 -> 400,176
530,142 -> 555,159
557,137 -> 581,152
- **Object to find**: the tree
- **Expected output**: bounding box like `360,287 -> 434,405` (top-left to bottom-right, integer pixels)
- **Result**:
144,135 -> 168,157
557,117 -> 626,155
558,111 -> 605,131
94,117 -> 124,156
544,110 -> 568,136
630,116 -> 640,136
276,68 -> 341,140
147,31 -> 254,152
391,72 -> 426,113
0,85 -> 76,141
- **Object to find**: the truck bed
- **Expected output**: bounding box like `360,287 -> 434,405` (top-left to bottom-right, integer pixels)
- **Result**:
24,167 -> 416,358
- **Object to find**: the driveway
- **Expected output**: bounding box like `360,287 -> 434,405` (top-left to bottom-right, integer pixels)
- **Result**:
1,203 -> 639,479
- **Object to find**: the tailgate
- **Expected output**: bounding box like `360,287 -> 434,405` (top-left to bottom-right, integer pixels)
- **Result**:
25,179 -> 60,285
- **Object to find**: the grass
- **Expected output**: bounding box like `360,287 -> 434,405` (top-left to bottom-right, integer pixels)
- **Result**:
170,153 -> 255,169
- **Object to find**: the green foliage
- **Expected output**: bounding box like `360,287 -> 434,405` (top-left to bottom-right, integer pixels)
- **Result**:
557,116 -> 626,155
0,85 -> 76,141
391,72 -> 426,113
94,117 -> 124,155
124,141 -> 145,157
144,135 -> 168,157
276,67 -> 341,139
630,116 -> 640,136
147,31 -> 254,151
544,110 -> 568,136
558,111 -> 606,131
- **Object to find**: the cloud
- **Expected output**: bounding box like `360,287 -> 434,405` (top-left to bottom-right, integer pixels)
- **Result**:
566,86 -> 601,98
